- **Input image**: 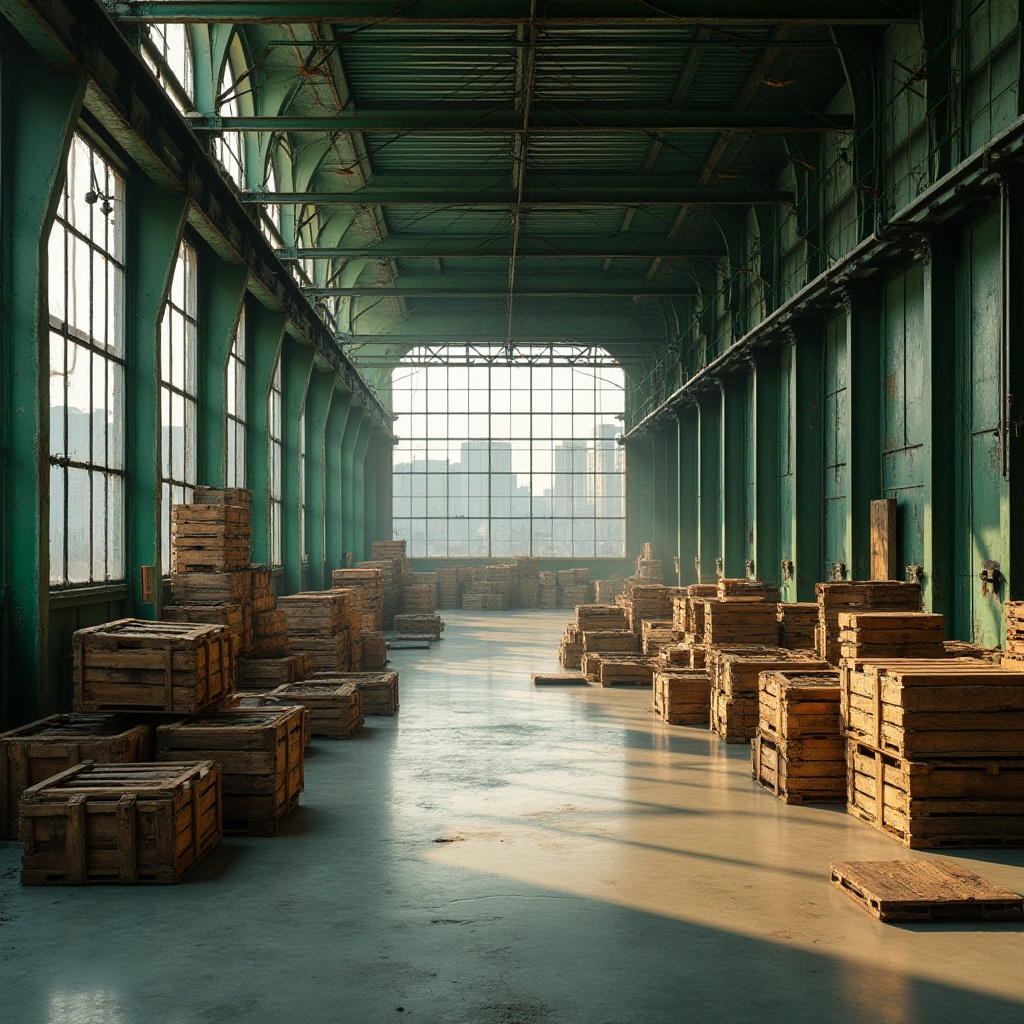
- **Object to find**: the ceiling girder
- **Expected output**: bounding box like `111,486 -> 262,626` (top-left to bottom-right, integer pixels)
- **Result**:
189,109 -> 852,133
278,244 -> 722,260
107,1 -> 920,26
244,189 -> 791,207
307,287 -> 696,298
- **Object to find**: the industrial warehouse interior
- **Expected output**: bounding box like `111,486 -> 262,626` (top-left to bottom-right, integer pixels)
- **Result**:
1,2 -> 1024,1022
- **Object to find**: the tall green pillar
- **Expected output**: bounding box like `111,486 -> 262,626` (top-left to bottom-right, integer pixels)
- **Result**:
1,52 -> 85,723
696,389 -> 721,582
281,339 -> 313,594
845,283 -> 883,580
197,262 -> 247,486
720,373 -> 747,578
676,406 -> 699,586
340,406 -> 365,563
752,349 -> 782,591
324,390 -> 353,572
304,370 -> 335,591
246,308 -> 286,566
352,421 -> 372,563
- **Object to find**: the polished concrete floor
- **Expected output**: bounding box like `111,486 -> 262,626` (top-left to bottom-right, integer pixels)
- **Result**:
1,609 -> 1022,1023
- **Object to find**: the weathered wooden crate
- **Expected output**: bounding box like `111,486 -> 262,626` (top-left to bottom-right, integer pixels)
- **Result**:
641,620 -> 675,656
236,652 -> 311,690
776,602 -> 819,650
170,569 -> 253,606
711,686 -> 759,743
227,693 -> 312,749
846,739 -> 1024,847
156,707 -> 304,835
653,669 -> 710,725
752,733 -> 846,804
163,602 -> 248,656
310,670 -> 399,716
171,504 -> 251,573
837,611 -> 946,662
582,630 -> 640,654
703,601 -> 779,647
598,655 -> 657,687
842,660 -> 1024,758
19,761 -> 222,885
816,581 -> 922,665
830,858 -> 1024,922
73,619 -> 234,714
192,486 -> 251,509
758,670 -> 842,742
558,641 -> 584,669
0,714 -> 152,839
576,605 -> 630,632
393,613 -> 444,640
263,682 -> 363,739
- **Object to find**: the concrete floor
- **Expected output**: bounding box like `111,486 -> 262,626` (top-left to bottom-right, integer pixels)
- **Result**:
1,610 -> 1022,1024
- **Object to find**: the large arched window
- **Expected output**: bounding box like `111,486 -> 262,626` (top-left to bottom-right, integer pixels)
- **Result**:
391,349 -> 626,558
144,23 -> 193,110
214,57 -> 245,188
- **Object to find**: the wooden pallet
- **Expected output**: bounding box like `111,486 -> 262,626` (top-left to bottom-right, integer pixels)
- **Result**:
0,714 -> 152,839
73,619 -> 234,714
829,858 -> 1023,922
532,673 -> 588,686
155,707 -> 304,835
19,761 -> 222,885
846,739 -> 1024,848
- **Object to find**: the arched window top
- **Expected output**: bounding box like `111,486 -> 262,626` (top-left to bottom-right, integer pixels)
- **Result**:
214,55 -> 245,188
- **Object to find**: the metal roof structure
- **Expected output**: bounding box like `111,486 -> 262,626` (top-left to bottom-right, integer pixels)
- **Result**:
109,1 -> 911,373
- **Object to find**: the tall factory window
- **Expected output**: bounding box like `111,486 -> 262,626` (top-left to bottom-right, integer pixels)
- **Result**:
268,356 -> 283,566
47,135 -> 126,586
143,22 -> 193,110
226,306 -> 246,487
391,351 -> 625,558
214,57 -> 245,188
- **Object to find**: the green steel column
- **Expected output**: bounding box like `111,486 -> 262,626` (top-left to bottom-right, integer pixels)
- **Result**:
325,389 -> 353,571
352,422 -> 372,563
753,349 -> 782,591
304,370 -> 335,590
845,282 -> 883,580
624,436 -> 653,557
362,433 -> 381,559
281,339 -> 314,594
651,428 -> 669,562
696,389 -> 721,582
720,372 -> 747,578
2,53 -> 85,724
376,433 -> 395,538
246,308 -> 286,565
676,406 -> 699,586
126,180 -> 189,617
790,324 -> 825,602
924,233 -> 957,624
197,262 -> 247,486
340,406 -> 366,562
1004,178 -> 1024,606
662,421 -> 679,581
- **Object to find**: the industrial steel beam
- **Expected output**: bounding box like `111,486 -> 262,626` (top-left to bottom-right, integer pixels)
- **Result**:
244,189 -> 791,207
339,335 -> 664,346
189,108 -> 852,133
308,286 -> 695,298
107,1 -> 920,26
279,243 -> 722,260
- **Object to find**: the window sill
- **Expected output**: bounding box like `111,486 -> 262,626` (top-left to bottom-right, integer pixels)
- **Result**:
49,583 -> 130,608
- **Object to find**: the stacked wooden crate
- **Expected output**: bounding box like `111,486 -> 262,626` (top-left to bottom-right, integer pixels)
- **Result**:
582,630 -> 640,655
73,619 -> 235,714
753,670 -> 844,804
708,646 -> 828,743
634,544 -> 663,582
816,581 -> 921,665
596,654 -> 658,687
594,577 -> 627,602
155,707 -> 305,835
393,613 -> 444,640
558,625 -> 584,668
1003,602 -> 1024,669
842,651 -> 1024,846
403,584 -> 437,614
19,761 -> 223,885
653,669 -> 712,725
515,556 -> 540,608
171,497 -> 251,574
622,585 -> 674,632
332,568 -> 385,631
577,605 -> 630,632
237,651 -> 313,690
256,682 -> 363,739
313,671 -> 400,716
777,602 -> 819,650
437,567 -> 460,608
0,714 -> 152,839
703,601 -> 779,648
277,592 -> 350,672
717,578 -> 780,601
641,620 -> 675,655
838,612 -> 945,663
538,571 -> 558,608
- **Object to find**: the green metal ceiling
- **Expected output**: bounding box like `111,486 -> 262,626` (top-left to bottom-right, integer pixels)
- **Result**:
111,1 -> 914,373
